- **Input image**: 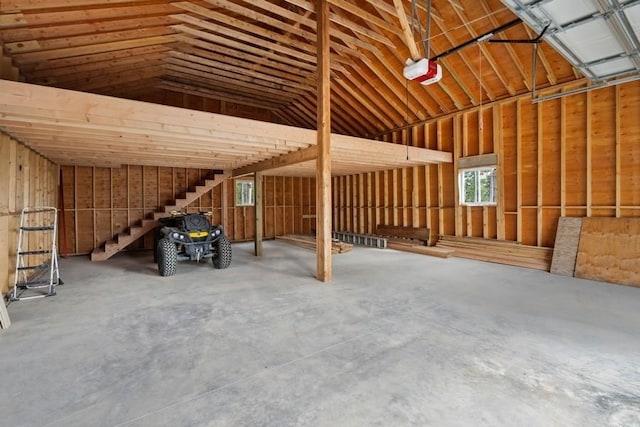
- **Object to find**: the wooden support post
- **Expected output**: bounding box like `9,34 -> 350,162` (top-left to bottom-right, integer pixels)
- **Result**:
437,120 -> 445,236
516,99 -> 523,243
454,114 -> 463,236
316,0 -> 332,282
254,172 -> 263,256
494,105 -> 505,240
537,101 -> 543,246
560,92 -> 567,217
615,85 -> 621,218
586,92 -> 592,217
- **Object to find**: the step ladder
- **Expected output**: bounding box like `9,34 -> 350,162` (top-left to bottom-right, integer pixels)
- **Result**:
10,207 -> 61,302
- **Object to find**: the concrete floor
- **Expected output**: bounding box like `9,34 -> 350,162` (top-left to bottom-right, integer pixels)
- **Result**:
1,241 -> 639,427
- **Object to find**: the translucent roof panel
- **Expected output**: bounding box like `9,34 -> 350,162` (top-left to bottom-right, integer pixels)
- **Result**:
501,0 -> 640,83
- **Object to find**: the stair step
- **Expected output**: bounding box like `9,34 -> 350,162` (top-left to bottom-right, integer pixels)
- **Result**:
154,211 -> 170,220
104,240 -> 118,251
90,247 -> 106,261
116,233 -> 134,243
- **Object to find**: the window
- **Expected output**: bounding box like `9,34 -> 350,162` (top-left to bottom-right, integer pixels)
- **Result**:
235,179 -> 254,206
459,167 -> 497,205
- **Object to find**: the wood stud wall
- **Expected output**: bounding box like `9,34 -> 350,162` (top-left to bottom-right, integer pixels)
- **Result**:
59,166 -> 315,255
0,133 -> 58,296
333,81 -> 640,256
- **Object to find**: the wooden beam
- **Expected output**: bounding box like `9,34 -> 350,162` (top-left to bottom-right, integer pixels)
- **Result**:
316,0 -> 332,282
254,172 -> 263,256
392,0 -> 421,60
232,146 -> 318,177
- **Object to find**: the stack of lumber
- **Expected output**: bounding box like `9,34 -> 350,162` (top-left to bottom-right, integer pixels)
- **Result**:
276,235 -> 353,254
435,236 -> 552,271
375,225 -> 453,258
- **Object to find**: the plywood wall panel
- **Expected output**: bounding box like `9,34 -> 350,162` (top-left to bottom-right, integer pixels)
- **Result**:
575,217 -> 640,287
501,102 -> 518,214
61,166 -> 75,210
541,100 -> 561,206
520,101 -> 538,207
112,167 -> 128,208
94,168 -> 111,209
541,209 -> 561,248
466,113 -> 480,157
481,108 -> 494,155
95,209 -> 112,247
75,167 -> 93,209
76,210 -> 94,253
619,81 -> 640,207
143,166 -> 158,213
590,88 -> 616,207
128,165 -> 143,209
564,93 -> 588,207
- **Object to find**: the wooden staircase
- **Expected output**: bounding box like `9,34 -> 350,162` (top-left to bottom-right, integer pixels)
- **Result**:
90,171 -> 230,261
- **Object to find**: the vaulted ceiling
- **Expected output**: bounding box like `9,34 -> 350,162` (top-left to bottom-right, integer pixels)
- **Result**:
0,0 -> 579,137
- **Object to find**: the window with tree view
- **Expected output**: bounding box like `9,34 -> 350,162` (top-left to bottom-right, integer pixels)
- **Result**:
459,167 -> 497,205
235,179 -> 254,206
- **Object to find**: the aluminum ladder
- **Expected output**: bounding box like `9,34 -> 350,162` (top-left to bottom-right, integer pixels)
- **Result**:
10,207 -> 61,301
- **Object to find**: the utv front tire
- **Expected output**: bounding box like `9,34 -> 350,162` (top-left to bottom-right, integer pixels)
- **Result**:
212,235 -> 232,269
157,238 -> 178,276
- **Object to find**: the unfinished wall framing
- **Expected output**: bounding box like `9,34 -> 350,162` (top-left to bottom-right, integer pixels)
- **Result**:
0,133 -> 59,296
333,80 -> 640,265
59,165 -> 315,255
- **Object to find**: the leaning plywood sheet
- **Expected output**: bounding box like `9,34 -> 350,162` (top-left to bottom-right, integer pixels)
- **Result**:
550,217 -> 583,276
575,218 -> 640,287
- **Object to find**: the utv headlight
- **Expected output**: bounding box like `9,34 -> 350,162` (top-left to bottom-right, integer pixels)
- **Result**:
172,232 -> 180,239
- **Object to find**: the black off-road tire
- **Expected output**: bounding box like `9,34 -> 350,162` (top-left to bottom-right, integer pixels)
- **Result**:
212,235 -> 232,269
152,227 -> 162,262
157,238 -> 178,276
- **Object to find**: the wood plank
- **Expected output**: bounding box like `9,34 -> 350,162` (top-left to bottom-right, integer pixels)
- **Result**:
550,217 -> 583,277
276,234 -> 352,254
387,241 -> 453,258
575,217 -> 640,287
458,153 -> 498,169
392,0 -> 421,60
